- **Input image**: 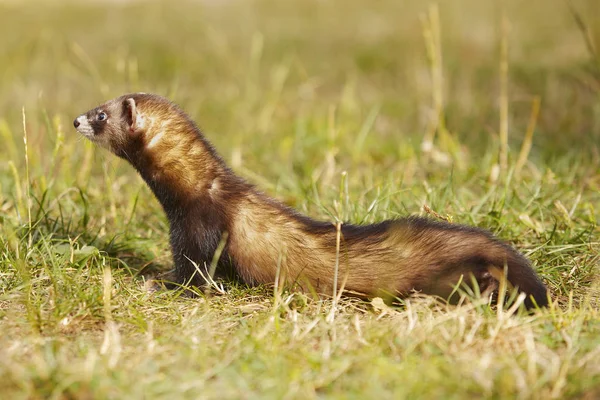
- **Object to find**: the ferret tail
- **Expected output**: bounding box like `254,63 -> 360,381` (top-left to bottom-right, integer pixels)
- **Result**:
399,217 -> 548,310
484,245 -> 549,309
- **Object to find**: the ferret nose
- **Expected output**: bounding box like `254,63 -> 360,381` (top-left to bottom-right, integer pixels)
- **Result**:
73,118 -> 80,128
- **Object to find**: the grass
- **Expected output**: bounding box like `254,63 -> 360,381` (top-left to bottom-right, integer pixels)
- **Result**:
0,0 -> 599,398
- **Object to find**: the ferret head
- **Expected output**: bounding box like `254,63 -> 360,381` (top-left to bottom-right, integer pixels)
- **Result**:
74,93 -> 222,194
73,93 -> 179,157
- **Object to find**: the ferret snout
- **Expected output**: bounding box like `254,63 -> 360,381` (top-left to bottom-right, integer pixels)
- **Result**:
74,115 -> 95,137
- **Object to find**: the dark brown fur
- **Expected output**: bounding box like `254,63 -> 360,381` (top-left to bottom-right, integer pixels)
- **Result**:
74,93 -> 549,309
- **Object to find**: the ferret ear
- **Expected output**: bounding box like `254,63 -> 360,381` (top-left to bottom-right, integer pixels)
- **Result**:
123,98 -> 138,133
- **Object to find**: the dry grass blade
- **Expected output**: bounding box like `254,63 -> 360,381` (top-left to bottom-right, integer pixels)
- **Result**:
515,96 -> 541,177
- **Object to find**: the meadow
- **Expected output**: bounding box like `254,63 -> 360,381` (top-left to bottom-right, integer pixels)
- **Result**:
0,0 -> 599,398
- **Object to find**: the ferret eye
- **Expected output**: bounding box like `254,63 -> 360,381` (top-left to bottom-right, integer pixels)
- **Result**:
97,112 -> 107,121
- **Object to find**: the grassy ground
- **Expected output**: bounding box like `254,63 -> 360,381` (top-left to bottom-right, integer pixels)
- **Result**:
1,0 -> 599,398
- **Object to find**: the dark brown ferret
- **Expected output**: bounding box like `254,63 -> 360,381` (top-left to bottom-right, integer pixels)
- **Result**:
74,93 -> 548,309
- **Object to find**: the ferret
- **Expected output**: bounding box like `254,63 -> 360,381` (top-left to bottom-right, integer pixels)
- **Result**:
74,93 -> 549,309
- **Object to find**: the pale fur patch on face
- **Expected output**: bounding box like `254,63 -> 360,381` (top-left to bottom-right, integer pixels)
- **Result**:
75,115 -> 94,137
75,114 -> 115,151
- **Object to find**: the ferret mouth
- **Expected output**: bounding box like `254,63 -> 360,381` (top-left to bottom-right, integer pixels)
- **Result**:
73,115 -> 95,138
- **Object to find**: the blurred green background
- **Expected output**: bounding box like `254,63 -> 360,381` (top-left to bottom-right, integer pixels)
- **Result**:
1,0 -> 598,158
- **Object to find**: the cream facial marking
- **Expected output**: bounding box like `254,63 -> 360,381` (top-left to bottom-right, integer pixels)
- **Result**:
74,115 -> 94,137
